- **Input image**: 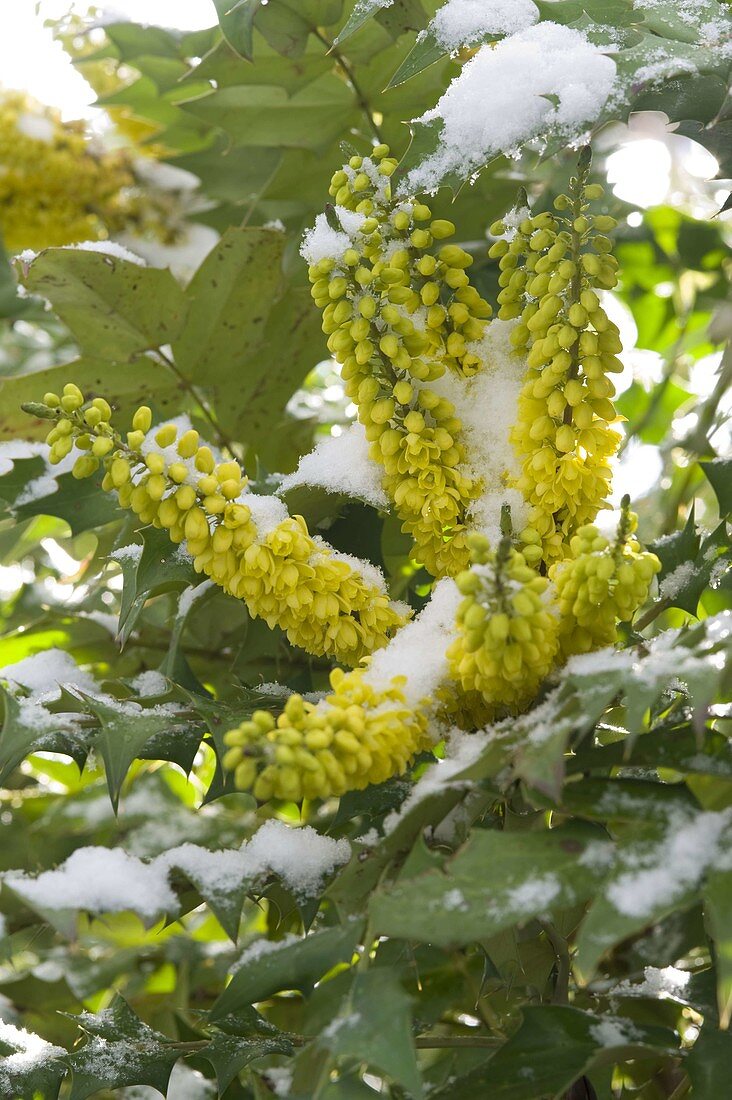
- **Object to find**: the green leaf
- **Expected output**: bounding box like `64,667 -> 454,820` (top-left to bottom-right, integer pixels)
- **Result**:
702,458 -> 732,516
66,996 -> 179,1099
0,690 -> 89,785
0,235 -> 34,320
687,1027 -> 732,1100
370,825 -> 611,947
13,468 -> 122,536
82,694 -> 193,813
0,1041 -> 67,1100
319,969 -> 423,1099
431,1005 -> 677,1099
704,870 -> 732,1028
116,527 -> 197,645
179,77 -> 357,149
575,805 -> 732,981
388,28 -> 447,88
173,227 -> 284,388
201,1031 -> 293,1092
19,250 -> 188,362
213,0 -> 262,59
211,921 -> 363,1017
215,285 -> 324,448
335,0 -> 392,44
0,355 -> 179,442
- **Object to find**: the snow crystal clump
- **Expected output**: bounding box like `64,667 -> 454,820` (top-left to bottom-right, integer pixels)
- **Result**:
62,239 -> 146,265
300,213 -> 352,266
430,0 -> 538,50
606,807 -> 732,918
431,318 -> 527,544
2,647 -> 96,702
5,847 -> 178,919
0,1020 -> 64,1088
659,561 -> 695,600
405,22 -> 616,192
244,818 -> 351,897
367,577 -> 462,705
278,421 -> 389,509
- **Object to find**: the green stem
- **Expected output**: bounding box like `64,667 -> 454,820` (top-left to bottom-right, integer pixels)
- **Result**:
313,29 -> 383,144
539,920 -> 570,1004
154,347 -> 235,456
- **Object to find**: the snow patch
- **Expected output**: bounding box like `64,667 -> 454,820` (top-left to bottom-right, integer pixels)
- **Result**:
278,422 -> 388,509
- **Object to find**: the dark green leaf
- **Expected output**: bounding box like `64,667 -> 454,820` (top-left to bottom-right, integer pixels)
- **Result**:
211,921 -> 363,1016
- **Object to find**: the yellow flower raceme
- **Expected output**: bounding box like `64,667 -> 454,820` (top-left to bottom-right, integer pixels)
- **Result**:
0,90 -> 134,251
38,385 -> 408,666
223,668 -> 431,802
489,154 -> 622,564
223,577 -> 462,801
304,144 -> 493,577
447,534 -> 559,712
550,502 -> 661,657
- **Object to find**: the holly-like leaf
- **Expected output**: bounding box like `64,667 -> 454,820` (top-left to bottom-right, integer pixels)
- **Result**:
213,0 -> 262,59
115,527 -> 197,645
702,457 -> 732,516
319,969 -> 423,1099
211,921 -> 363,1017
431,1005 -> 677,1098
65,996 -> 180,1099
370,825 -> 611,947
201,1031 -> 293,1093
81,694 -> 192,812
575,804 -> 732,981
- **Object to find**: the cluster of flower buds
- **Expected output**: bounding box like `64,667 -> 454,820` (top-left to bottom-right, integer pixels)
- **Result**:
33,387 -> 408,666
0,90 -> 135,251
447,533 -> 558,712
223,666 -> 430,802
305,144 -> 492,577
550,498 -> 661,655
489,149 -> 622,564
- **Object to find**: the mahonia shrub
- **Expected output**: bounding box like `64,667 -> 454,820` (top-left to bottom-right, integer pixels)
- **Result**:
0,4 -> 730,1099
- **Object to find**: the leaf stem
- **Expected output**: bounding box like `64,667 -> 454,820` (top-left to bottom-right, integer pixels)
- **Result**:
313,29 -> 384,144
539,919 -> 570,1004
153,347 -> 235,455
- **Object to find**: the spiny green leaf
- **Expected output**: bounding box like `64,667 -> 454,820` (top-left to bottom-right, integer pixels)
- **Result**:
370,825 -> 611,947
211,921 -> 363,1016
318,969 -> 423,1099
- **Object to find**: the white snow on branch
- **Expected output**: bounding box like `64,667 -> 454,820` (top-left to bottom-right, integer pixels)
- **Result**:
367,577 -> 462,705
2,647 -> 97,703
404,22 -> 616,192
278,422 -> 389,509
5,847 -> 178,919
3,820 -> 351,919
658,561 -> 696,600
430,0 -> 538,50
606,807 -> 732,918
60,239 -> 146,265
0,1020 -> 64,1085
432,319 -> 528,545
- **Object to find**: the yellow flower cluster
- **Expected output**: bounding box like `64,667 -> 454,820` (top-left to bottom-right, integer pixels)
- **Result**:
447,534 -> 558,712
305,144 -> 493,577
37,385 -> 408,666
550,500 -> 661,656
223,666 -> 431,802
0,90 -> 134,252
489,152 -> 622,564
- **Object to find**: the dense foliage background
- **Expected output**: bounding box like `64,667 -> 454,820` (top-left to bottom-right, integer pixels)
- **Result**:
0,1 -> 730,1097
